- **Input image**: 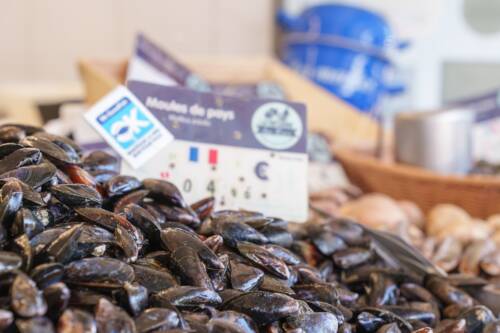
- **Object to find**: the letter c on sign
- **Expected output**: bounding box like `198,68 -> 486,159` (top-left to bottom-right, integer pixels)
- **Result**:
255,161 -> 269,181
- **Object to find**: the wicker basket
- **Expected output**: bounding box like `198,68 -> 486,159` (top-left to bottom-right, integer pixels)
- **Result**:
335,148 -> 500,218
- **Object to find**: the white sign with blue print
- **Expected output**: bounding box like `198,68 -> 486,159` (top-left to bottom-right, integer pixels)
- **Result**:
84,86 -> 173,169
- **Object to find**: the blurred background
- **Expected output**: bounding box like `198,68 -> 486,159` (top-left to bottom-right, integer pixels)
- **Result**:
1,0 -> 275,81
4,0 -> 500,110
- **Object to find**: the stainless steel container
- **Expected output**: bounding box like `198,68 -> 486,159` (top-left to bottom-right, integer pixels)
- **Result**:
394,109 -> 474,174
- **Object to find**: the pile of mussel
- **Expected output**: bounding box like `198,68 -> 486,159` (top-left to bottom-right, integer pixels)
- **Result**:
0,123 -> 497,333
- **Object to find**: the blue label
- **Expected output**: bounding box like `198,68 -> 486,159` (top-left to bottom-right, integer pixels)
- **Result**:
97,97 -> 154,150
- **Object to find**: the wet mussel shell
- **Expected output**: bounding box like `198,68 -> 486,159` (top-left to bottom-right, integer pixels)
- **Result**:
0,251 -> 22,274
0,143 -> 24,160
284,312 -> 339,333
50,184 -> 102,207
43,282 -> 71,320
20,136 -> 80,165
151,286 -> 222,309
229,260 -> 264,292
0,162 -> 57,188
30,263 -> 64,289
142,178 -> 187,208
113,281 -> 149,317
95,298 -> 135,333
105,175 -> 142,198
236,241 -> 290,280
135,307 -> 181,332
64,257 -> 135,288
224,291 -> 302,326
57,308 -> 96,333
16,316 -> 55,333
0,127 -> 26,144
0,148 -> 42,175
11,208 -> 45,239
132,264 -> 178,293
10,273 -> 47,317
82,150 -> 120,173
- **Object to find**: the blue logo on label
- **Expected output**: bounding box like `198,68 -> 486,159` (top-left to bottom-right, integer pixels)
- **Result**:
98,97 -> 154,150
251,102 -> 303,150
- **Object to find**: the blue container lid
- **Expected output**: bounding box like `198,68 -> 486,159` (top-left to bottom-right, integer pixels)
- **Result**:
278,4 -> 394,51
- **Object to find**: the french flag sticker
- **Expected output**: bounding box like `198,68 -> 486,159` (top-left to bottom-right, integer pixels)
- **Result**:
189,147 -> 218,165
209,149 -> 218,165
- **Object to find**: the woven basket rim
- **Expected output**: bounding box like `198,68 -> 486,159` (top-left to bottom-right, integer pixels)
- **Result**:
335,148 -> 500,187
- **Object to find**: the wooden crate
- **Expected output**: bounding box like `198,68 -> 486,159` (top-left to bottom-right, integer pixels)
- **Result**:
78,56 -> 379,147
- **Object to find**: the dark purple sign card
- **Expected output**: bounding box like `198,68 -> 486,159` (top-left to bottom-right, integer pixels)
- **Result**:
127,80 -> 307,154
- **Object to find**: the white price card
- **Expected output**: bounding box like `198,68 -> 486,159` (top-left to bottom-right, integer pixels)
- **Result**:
126,33 -> 178,86
84,86 -> 174,169
126,33 -> 210,92
124,81 -> 309,222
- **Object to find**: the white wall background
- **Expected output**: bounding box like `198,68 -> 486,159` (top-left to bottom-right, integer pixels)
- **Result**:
0,0 -> 275,83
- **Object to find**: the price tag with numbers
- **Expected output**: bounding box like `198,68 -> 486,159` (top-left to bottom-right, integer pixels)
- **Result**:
122,80 -> 308,222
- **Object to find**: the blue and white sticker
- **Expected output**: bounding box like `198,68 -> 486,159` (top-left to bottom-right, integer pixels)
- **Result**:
251,102 -> 303,150
85,86 -> 173,169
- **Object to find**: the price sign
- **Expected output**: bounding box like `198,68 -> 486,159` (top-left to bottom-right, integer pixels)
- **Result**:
124,81 -> 308,222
